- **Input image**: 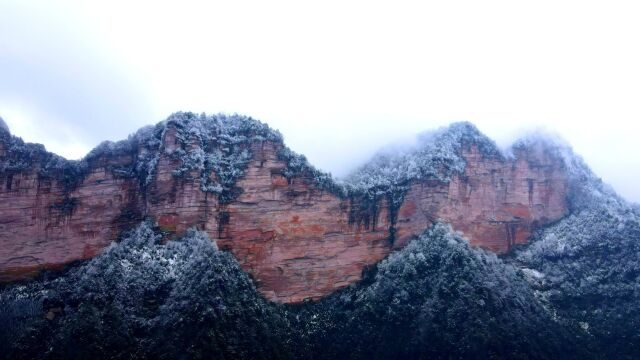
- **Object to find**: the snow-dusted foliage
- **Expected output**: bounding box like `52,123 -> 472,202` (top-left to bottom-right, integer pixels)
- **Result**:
511,148 -> 640,358
508,130 -> 607,209
344,122 -> 502,197
0,292 -> 41,356
277,146 -> 347,196
290,222 -> 583,359
0,221 -> 589,359
0,120 -> 166,191
271,123 -> 505,236
0,137 -> 85,191
0,222 -> 290,359
1,114 -> 503,209
269,122 -> 505,234
0,112 -> 283,202
165,112 -> 282,202
276,121 -> 504,204
296,122 -> 504,232
345,122 -> 501,202
84,123 -> 166,186
5,116 -> 640,358
83,111 -> 284,196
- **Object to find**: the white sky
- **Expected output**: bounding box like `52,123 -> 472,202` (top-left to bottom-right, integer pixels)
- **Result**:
1,1 -> 639,202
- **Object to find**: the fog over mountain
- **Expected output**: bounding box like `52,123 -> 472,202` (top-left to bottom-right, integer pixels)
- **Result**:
1,1 -> 639,203
1,113 -> 639,359
4,3 -> 640,359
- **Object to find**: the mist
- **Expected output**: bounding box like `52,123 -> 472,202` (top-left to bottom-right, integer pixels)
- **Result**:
1,1 -> 639,202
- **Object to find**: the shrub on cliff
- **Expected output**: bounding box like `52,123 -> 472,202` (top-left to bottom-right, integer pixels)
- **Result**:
0,114 -> 506,207
276,122 -> 506,204
343,122 -> 502,193
0,112 -> 287,200
328,122 -> 506,221
0,120 -> 163,190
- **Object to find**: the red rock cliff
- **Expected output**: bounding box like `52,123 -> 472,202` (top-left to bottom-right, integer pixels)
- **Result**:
0,120 -> 568,303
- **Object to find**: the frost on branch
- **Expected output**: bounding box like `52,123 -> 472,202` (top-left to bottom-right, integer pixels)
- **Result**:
164,112 -> 282,203
511,140 -> 640,358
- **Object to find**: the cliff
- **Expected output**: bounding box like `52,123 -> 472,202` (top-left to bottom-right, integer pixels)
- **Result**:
0,114 -> 569,302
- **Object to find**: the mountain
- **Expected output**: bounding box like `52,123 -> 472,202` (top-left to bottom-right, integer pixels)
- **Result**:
0,117 -> 8,133
0,113 -> 566,302
1,113 -> 639,359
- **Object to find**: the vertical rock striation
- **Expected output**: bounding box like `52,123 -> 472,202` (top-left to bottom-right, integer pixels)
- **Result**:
0,115 -> 569,302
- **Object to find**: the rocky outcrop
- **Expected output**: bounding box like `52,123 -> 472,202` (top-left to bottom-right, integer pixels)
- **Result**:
394,145 -> 568,252
0,118 -> 569,303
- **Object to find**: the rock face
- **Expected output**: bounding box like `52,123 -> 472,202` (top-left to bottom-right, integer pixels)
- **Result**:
0,119 -> 569,303
394,145 -> 568,252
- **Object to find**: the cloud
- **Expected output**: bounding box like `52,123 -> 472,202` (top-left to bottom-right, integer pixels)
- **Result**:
0,1 -> 154,156
1,1 -> 640,202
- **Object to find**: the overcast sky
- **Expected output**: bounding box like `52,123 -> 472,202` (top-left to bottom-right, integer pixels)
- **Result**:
1,1 -> 639,202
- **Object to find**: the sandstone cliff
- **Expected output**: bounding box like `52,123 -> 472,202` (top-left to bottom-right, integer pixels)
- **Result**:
0,114 -> 569,302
